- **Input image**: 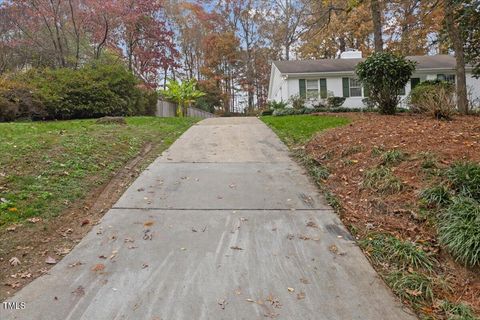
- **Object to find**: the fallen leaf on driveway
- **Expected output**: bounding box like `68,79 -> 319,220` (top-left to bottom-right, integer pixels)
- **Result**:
68,261 -> 83,268
287,287 -> 295,292
218,299 -> 228,310
91,263 -> 105,272
230,246 -> 243,250
45,256 -> 57,264
72,286 -> 85,297
109,250 -> 118,260
300,278 -> 309,284
329,245 -> 338,254
144,220 -> 154,227
297,292 -> 306,300
9,257 -> 20,266
306,220 -> 318,228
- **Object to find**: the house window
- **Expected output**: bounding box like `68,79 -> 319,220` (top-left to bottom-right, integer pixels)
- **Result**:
349,78 -> 362,97
437,74 -> 455,84
306,80 -> 319,99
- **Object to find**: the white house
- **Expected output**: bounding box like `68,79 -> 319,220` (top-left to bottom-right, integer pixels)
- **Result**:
267,51 -> 480,109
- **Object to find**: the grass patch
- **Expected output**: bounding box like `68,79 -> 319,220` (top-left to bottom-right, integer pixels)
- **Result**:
360,233 -> 435,271
381,149 -> 406,165
446,162 -> 480,200
0,117 -> 198,226
363,166 -> 404,195
441,301 -> 479,320
418,152 -> 438,170
386,271 -> 435,305
438,197 -> 480,266
260,115 -> 350,146
341,145 -> 364,157
419,185 -> 451,207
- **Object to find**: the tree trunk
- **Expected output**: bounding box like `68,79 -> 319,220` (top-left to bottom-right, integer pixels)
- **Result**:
370,0 -> 383,52
444,0 -> 468,114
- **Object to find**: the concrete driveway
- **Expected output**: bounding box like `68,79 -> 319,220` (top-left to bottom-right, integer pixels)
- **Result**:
2,117 -> 416,320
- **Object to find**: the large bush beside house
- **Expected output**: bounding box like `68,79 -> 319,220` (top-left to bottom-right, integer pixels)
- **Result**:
0,78 -> 47,121
356,52 -> 416,115
409,80 -> 455,119
1,56 -> 157,121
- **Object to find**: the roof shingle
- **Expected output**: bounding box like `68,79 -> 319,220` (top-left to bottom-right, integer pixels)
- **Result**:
273,55 -> 459,74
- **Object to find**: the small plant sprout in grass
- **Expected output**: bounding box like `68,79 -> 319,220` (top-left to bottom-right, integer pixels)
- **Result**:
441,301 -> 479,320
381,149 -> 406,166
419,185 -> 451,208
438,197 -> 480,266
418,152 -> 438,170
360,233 -> 435,271
341,145 -> 364,157
446,162 -> 480,200
371,146 -> 385,157
363,166 -> 404,195
386,271 -> 434,305
310,165 -> 330,181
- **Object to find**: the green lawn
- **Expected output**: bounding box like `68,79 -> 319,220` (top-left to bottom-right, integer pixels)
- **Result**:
0,117 -> 198,226
261,115 -> 350,147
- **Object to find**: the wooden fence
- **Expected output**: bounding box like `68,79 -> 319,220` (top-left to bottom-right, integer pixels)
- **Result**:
155,100 -> 216,119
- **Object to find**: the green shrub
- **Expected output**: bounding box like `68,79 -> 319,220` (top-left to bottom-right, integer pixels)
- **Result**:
272,108 -> 297,116
0,78 -> 47,121
360,233 -> 434,270
386,271 -> 434,304
327,96 -> 346,109
446,162 -> 480,200
438,197 -> 480,266
356,52 -> 416,115
420,185 -> 451,207
10,56 -> 156,120
363,166 -> 404,194
409,81 -> 455,120
288,94 -> 305,110
266,100 -> 288,110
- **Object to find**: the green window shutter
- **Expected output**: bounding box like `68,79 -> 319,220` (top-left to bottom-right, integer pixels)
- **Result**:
364,85 -> 370,97
299,79 -> 306,98
320,78 -> 327,98
342,78 -> 350,98
411,78 -> 420,90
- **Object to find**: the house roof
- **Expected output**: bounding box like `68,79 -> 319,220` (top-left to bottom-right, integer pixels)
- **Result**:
273,55 -> 460,74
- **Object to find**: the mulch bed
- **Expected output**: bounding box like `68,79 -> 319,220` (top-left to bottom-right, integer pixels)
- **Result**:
306,112 -> 480,315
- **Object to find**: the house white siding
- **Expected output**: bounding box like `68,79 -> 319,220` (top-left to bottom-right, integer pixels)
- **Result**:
467,76 -> 480,107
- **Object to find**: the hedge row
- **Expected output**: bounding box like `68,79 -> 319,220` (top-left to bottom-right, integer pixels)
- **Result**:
0,58 -> 157,122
